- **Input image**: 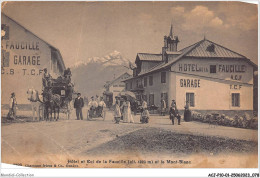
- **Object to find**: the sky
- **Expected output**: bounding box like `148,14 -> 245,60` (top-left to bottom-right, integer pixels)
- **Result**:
1,1 -> 258,67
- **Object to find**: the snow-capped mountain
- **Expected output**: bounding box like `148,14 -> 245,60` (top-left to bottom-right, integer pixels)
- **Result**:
72,50 -> 131,68
71,51 -> 133,98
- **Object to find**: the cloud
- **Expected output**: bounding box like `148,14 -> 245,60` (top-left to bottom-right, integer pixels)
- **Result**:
190,6 -> 214,18
171,5 -> 224,32
170,5 -> 257,33
216,3 -> 258,31
171,6 -> 185,15
210,17 -> 223,27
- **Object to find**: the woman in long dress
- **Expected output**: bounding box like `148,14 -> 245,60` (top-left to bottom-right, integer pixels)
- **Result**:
127,100 -> 135,123
122,98 -> 134,123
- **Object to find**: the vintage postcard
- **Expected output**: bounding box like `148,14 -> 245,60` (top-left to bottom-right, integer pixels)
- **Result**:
1,0 -> 258,176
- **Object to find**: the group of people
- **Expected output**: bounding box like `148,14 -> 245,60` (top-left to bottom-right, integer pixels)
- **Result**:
113,97 -> 184,125
42,67 -> 72,88
7,90 -> 189,125
114,97 -> 150,124
88,95 -> 106,119
114,96 -> 134,124
74,93 -> 107,120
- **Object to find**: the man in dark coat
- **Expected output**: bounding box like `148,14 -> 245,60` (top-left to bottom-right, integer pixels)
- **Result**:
74,93 -> 84,120
169,100 -> 181,125
184,101 -> 191,122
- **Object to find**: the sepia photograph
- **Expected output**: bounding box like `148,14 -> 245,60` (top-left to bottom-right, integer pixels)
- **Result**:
1,0 -> 259,176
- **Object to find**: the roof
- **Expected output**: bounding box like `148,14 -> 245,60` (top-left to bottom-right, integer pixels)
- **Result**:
185,39 -> 247,58
2,13 -> 66,70
105,72 -> 131,87
136,53 -> 162,62
130,38 -> 257,78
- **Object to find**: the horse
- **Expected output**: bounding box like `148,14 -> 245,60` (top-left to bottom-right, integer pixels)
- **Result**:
27,88 -> 44,121
43,88 -> 62,121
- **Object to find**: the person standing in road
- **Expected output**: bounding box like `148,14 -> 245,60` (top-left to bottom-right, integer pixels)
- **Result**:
114,100 -> 121,124
74,93 -> 84,120
161,99 -> 166,116
169,100 -> 180,125
98,97 -> 106,118
141,98 -> 147,111
8,92 -> 17,120
140,99 -> 148,123
121,97 -> 134,123
184,101 -> 191,122
88,96 -> 98,119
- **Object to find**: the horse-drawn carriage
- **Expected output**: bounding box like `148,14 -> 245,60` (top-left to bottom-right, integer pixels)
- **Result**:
42,76 -> 74,121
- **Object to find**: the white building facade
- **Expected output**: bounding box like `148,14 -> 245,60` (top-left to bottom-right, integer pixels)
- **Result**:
124,25 -> 256,116
1,13 -> 65,105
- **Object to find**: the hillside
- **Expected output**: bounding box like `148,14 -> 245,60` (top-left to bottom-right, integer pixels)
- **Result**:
71,51 -> 132,97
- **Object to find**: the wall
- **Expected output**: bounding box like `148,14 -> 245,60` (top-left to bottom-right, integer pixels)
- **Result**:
169,57 -> 254,111
173,72 -> 253,111
1,15 -> 63,105
171,57 -> 254,84
126,71 -> 170,107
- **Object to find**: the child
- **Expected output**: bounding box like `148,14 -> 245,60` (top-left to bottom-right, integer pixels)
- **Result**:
114,101 -> 121,124
141,108 -> 150,124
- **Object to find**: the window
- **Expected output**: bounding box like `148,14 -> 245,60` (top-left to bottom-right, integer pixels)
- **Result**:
136,80 -> 139,88
130,82 -> 132,89
161,72 -> 166,83
143,95 -> 147,102
144,77 -> 147,87
1,50 -> 9,67
232,93 -> 240,107
210,65 -> 216,73
149,94 -> 154,105
125,83 -> 128,90
161,93 -> 168,108
149,76 -> 153,86
186,93 -> 195,107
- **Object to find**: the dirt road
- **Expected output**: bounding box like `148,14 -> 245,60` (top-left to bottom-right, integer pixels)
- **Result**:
1,111 -> 258,168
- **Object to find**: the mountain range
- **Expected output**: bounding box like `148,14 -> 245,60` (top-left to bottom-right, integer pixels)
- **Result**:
71,51 -> 132,98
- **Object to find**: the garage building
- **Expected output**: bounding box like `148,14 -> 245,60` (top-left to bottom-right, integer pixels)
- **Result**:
1,13 -> 66,106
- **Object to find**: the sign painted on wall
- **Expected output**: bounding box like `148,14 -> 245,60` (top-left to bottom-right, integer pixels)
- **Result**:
1,68 -> 44,76
218,65 -> 246,73
179,64 -> 208,72
178,64 -> 247,73
231,75 -> 242,81
180,79 -> 200,88
230,84 -> 242,90
1,41 -> 41,66
1,40 -> 43,76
